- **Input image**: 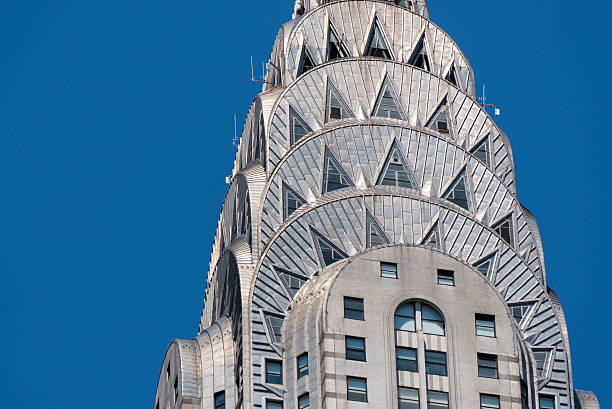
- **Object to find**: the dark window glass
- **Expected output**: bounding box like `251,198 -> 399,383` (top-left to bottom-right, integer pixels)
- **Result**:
266,400 -> 283,409
398,387 -> 419,409
297,353 -> 308,378
345,336 -> 366,361
396,347 -> 417,372
265,360 -> 282,384
298,393 -> 310,409
478,354 -> 498,378
347,377 -> 368,402
480,394 -> 500,409
422,305 -> 445,336
265,314 -> 284,343
444,176 -> 469,210
475,314 -> 496,337
494,217 -> 513,246
427,391 -> 449,409
539,396 -> 555,409
381,262 -> 398,278
366,24 -> 391,59
534,351 -> 550,378
328,28 -> 347,61
394,302 -> 416,332
344,297 -> 364,320
437,269 -> 454,286
214,391 -> 225,409
425,350 -> 447,376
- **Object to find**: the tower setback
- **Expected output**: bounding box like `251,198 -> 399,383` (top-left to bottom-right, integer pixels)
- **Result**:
153,1 -> 600,409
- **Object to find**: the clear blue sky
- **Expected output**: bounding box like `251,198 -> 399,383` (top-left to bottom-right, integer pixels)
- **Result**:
1,1 -> 609,408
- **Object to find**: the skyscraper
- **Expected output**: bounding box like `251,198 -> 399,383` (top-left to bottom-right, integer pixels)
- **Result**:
152,1 -> 600,408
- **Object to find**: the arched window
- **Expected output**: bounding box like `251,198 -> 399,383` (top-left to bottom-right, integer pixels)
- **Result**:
394,301 -> 445,336
422,304 -> 445,336
394,302 -> 416,332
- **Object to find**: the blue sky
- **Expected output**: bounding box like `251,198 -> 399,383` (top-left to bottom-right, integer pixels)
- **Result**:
0,1 -> 610,408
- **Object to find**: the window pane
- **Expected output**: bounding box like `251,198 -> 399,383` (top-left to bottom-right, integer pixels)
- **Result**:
346,336 -> 366,361
298,393 -> 309,409
398,387 -> 419,409
478,354 -> 498,378
395,302 -> 416,331
344,297 -> 364,320
214,391 -> 225,409
475,314 -> 496,337
265,360 -> 282,384
347,377 -> 368,402
381,262 -> 397,278
480,394 -> 500,409
396,347 -> 418,372
266,401 -> 283,409
297,353 -> 308,378
422,319 -> 445,336
539,396 -> 555,409
427,391 -> 449,409
425,351 -> 447,376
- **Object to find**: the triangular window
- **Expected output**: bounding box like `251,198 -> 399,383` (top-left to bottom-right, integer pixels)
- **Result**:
493,214 -> 514,247
372,78 -> 404,119
311,227 -> 348,267
533,349 -> 552,378
322,147 -> 353,193
422,222 -> 441,250
289,106 -> 312,145
365,21 -> 391,59
442,172 -> 472,211
395,0 -> 413,9
327,25 -> 348,61
298,45 -> 315,76
377,140 -> 417,188
408,35 -> 430,71
282,182 -> 306,219
471,136 -> 491,167
264,312 -> 284,344
366,210 -> 389,248
426,98 -> 452,136
473,253 -> 495,277
509,302 -> 536,326
325,80 -> 354,122
275,266 -> 307,297
445,64 -> 458,86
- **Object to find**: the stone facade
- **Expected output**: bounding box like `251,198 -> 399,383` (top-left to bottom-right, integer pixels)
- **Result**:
152,1 -> 599,409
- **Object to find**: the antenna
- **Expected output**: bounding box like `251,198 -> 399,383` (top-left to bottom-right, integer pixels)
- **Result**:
233,114 -> 239,147
477,84 -> 501,116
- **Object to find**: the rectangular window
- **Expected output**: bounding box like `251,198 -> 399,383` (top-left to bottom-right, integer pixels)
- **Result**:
265,360 -> 282,384
266,400 -> 283,409
345,336 -> 366,361
297,353 -> 308,378
214,391 -> 225,409
480,394 -> 500,409
478,353 -> 498,378
539,396 -> 555,409
396,347 -> 418,372
475,314 -> 496,337
344,296 -> 364,320
437,269 -> 454,286
425,350 -> 447,376
398,387 -> 419,409
346,376 -> 368,402
427,391 -> 449,409
380,262 -> 398,278
298,393 -> 310,409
